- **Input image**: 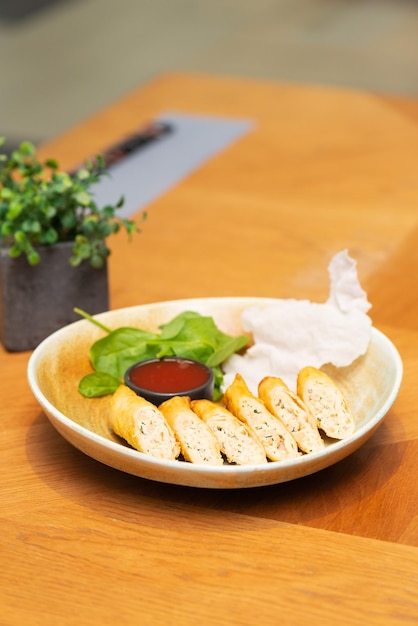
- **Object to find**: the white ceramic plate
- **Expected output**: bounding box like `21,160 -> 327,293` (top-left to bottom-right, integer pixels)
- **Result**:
27,297 -> 403,489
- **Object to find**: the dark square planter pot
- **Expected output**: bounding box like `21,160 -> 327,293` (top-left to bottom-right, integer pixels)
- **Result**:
0,241 -> 109,352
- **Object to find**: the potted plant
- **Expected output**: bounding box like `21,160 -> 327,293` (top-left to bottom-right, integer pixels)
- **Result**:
0,138 -> 138,352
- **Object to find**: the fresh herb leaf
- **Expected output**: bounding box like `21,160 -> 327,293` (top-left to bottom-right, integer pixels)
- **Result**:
207,335 -> 249,367
78,371 -> 121,397
158,310 -> 201,339
90,327 -> 161,378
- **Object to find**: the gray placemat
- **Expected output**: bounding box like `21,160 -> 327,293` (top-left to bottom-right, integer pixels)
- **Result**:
0,0 -> 69,22
90,112 -> 254,218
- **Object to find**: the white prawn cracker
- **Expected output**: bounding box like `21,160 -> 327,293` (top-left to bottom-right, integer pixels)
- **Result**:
222,250 -> 372,393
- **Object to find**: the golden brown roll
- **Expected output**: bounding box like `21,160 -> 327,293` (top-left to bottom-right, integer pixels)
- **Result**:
109,385 -> 180,460
258,376 -> 324,454
223,374 -> 299,462
191,399 -> 267,465
297,366 -> 356,439
159,396 -> 224,466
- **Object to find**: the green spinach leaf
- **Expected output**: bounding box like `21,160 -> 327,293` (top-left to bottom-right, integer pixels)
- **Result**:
78,371 -> 121,397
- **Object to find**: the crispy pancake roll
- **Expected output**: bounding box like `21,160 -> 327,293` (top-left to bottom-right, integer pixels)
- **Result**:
191,399 -> 267,465
223,374 -> 299,462
110,385 -> 180,460
297,366 -> 355,439
159,396 -> 224,466
258,376 -> 324,454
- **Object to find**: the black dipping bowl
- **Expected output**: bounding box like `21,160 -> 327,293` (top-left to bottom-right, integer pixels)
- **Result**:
124,356 -> 214,406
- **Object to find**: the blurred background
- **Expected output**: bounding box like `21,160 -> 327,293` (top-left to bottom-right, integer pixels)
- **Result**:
1,0 -> 418,152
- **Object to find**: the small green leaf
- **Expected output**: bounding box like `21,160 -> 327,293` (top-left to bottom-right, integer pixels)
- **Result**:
9,244 -> 22,258
19,141 -> 35,156
90,254 -> 104,269
0,188 -> 13,199
41,228 -> 58,244
43,205 -> 57,219
1,221 -> 13,236
95,154 -> 105,169
69,255 -> 82,267
73,190 -> 91,206
75,234 -> 88,244
97,221 -> 113,237
52,172 -> 72,192
14,230 -> 27,244
74,242 -> 92,259
75,168 -> 90,180
81,217 -> 97,236
102,205 -> 116,218
6,200 -> 23,219
78,372 -> 121,398
61,210 -> 77,229
28,250 -> 40,265
21,219 -> 41,234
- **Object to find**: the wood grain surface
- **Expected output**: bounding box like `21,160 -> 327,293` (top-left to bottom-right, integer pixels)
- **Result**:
1,73 -> 418,625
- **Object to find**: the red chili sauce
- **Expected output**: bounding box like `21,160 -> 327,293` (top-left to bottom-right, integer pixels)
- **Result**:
128,358 -> 211,393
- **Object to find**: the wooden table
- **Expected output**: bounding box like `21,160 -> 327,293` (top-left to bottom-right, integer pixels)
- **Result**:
2,73 -> 418,625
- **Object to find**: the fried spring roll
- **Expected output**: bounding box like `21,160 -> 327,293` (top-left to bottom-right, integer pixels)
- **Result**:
159,396 -> 224,466
297,366 -> 355,439
110,385 -> 180,460
191,399 -> 267,465
258,376 -> 324,454
223,374 -> 299,462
